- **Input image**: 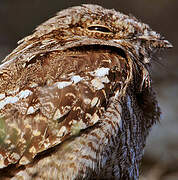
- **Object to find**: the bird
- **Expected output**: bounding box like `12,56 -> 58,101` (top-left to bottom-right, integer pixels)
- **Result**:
0,4 -> 172,180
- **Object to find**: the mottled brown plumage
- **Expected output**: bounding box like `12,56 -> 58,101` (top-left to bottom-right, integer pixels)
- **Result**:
0,4 -> 172,180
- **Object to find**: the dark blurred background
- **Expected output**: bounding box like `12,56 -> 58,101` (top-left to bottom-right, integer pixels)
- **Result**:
0,0 -> 177,179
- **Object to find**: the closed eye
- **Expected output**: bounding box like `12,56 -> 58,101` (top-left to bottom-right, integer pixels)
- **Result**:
87,25 -> 112,33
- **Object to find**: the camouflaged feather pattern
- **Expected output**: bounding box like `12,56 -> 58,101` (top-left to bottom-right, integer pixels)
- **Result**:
0,4 -> 172,179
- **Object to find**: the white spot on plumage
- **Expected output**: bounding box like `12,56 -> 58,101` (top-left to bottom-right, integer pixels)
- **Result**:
27,106 -> 35,115
71,75 -> 83,83
91,79 -> 104,90
19,156 -> 30,165
55,75 -> 83,90
113,39 -> 123,43
100,76 -> 110,83
0,89 -> 33,109
0,94 -> 5,100
32,130 -> 41,136
43,142 -> 52,149
29,146 -> 37,154
18,89 -> 32,99
84,98 -> 91,105
0,96 -> 19,109
85,113 -> 92,119
69,119 -> 77,125
29,82 -> 38,88
53,109 -> 62,121
4,96 -> 19,104
56,81 -> 72,89
91,97 -> 99,107
11,153 -> 20,161
91,113 -> 99,124
57,126 -> 67,137
95,67 -> 109,77
0,154 -> 5,168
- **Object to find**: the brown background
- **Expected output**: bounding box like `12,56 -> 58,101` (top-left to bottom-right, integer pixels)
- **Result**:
0,0 -> 177,179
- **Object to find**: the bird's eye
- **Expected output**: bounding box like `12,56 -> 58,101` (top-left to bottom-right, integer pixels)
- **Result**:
87,26 -> 112,33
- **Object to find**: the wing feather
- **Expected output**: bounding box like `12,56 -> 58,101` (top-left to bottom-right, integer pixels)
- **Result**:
0,48 -> 128,168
